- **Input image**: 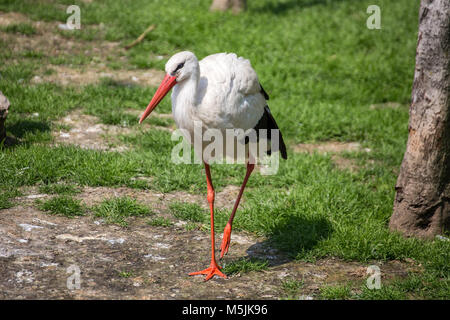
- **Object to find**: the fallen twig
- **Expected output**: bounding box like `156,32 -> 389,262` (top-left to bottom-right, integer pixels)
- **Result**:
125,24 -> 156,50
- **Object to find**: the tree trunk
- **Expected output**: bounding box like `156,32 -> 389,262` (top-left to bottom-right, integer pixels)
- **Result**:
390,0 -> 450,239
210,0 -> 246,14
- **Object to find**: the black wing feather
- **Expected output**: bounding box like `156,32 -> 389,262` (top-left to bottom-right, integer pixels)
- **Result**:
260,82 -> 269,100
251,105 -> 287,160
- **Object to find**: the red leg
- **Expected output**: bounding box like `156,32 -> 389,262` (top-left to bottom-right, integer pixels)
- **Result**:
220,161 -> 255,258
189,163 -> 227,281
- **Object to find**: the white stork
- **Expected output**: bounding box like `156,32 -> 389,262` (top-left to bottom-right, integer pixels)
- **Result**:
139,51 -> 287,281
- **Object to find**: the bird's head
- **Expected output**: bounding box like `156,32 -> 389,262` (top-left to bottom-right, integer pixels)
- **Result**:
166,51 -> 199,82
139,51 -> 198,124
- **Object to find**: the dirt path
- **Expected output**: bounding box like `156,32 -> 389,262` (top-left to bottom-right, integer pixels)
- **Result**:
0,187 -> 414,300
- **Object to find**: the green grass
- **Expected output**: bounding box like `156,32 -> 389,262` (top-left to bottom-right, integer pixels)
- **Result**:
98,110 -> 139,127
357,282 -> 406,300
118,270 -> 134,278
222,257 -> 269,275
356,272 -> 450,300
38,183 -> 82,195
147,217 -> 174,227
35,195 -> 85,217
169,201 -> 205,223
319,284 -> 353,300
0,0 -> 448,299
0,189 -> 20,210
147,117 -> 174,128
2,23 -> 37,35
281,278 -> 305,299
92,196 -> 154,226
184,221 -> 201,231
169,201 -> 229,230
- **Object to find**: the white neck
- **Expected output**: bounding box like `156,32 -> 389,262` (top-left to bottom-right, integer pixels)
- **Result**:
171,72 -> 199,130
173,74 -> 199,107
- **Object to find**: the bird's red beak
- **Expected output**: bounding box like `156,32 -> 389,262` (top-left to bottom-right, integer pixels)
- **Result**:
139,74 -> 177,124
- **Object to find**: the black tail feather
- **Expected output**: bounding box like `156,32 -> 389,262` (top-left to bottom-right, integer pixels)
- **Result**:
252,105 -> 287,160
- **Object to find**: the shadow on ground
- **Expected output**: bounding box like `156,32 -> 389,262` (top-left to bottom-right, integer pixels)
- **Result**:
245,215 -> 332,267
3,119 -> 51,147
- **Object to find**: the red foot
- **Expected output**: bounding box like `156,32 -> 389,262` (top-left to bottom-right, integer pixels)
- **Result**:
220,223 -> 232,258
189,261 -> 227,281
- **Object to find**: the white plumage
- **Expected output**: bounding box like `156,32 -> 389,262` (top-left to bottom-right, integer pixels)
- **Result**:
171,52 -> 265,129
165,51 -> 267,163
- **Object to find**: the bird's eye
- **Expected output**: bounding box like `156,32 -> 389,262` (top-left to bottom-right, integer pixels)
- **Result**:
175,62 -> 184,72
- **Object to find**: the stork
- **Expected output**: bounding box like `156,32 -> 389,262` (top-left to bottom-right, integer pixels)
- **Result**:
139,51 -> 287,281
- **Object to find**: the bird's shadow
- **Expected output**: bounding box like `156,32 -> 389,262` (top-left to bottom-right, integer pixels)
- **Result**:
236,215 -> 332,268
1,119 -> 51,148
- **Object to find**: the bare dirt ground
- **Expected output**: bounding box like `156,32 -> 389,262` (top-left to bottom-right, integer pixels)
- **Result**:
53,109 -> 174,152
0,186 -> 417,300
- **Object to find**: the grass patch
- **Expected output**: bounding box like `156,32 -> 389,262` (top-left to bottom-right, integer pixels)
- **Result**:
21,50 -> 44,59
222,258 -> 269,275
35,195 -> 85,217
38,183 -> 82,195
147,217 -> 174,227
2,23 -> 37,35
118,270 -> 134,278
356,272 -> 449,300
99,111 -> 139,127
184,221 -> 201,231
281,278 -> 305,300
148,117 -> 174,127
92,196 -> 154,226
357,282 -> 406,300
169,201 -> 205,223
168,201 -> 230,231
319,284 -> 353,300
0,189 -> 21,210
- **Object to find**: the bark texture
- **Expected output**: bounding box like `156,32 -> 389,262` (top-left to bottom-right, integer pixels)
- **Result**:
390,0 -> 450,238
210,0 -> 246,14
0,91 -> 10,143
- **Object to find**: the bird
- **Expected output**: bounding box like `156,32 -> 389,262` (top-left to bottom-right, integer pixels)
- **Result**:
139,51 -> 287,281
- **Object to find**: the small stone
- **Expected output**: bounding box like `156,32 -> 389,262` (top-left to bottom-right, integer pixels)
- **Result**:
144,254 -> 166,261
152,242 -> 172,249
25,194 -> 46,199
107,238 -> 125,245
32,76 -> 42,83
19,224 -> 44,232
